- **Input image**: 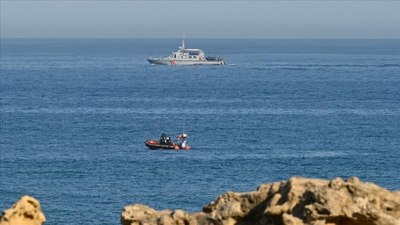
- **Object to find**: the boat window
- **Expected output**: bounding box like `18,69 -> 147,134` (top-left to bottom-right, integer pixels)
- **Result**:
174,54 -> 176,58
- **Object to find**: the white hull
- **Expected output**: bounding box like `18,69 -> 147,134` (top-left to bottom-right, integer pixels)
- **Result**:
148,58 -> 224,65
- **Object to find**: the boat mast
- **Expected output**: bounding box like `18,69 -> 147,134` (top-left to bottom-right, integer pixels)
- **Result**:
181,39 -> 185,50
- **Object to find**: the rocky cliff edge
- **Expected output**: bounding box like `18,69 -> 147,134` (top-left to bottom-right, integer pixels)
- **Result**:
0,195 -> 46,225
121,177 -> 400,225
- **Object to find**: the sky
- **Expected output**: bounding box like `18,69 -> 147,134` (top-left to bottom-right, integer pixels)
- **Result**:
1,0 -> 400,38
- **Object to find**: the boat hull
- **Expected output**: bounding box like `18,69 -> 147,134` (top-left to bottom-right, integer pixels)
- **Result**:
148,59 -> 224,65
145,140 -> 175,150
144,140 -> 190,150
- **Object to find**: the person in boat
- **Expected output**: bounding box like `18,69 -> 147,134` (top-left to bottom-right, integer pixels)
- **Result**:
166,136 -> 171,144
176,133 -> 188,149
159,133 -> 172,145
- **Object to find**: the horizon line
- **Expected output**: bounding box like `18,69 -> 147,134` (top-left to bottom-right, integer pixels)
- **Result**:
1,37 -> 400,40
2,0 -> 399,1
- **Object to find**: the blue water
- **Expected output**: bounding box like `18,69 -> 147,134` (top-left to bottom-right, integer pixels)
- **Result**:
1,39 -> 399,225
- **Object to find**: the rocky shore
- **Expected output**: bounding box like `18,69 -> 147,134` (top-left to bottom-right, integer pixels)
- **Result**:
2,177 -> 400,225
122,177 -> 400,225
0,195 -> 45,225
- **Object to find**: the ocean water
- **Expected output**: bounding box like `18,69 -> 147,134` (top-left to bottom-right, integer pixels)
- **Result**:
1,39 -> 399,225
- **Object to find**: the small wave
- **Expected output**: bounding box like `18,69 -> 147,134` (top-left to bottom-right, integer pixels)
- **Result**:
186,150 -> 348,161
262,63 -> 400,70
1,107 -> 399,116
277,151 -> 348,159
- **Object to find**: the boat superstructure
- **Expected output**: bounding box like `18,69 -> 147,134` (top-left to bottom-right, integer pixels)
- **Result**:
147,40 -> 224,65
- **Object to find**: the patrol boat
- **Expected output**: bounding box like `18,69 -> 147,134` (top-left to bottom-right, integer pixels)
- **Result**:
147,40 -> 224,65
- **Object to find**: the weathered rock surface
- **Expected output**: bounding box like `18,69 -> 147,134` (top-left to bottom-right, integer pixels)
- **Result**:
0,195 -> 46,225
121,177 -> 400,225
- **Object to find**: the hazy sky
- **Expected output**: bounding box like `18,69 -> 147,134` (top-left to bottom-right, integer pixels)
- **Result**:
1,0 -> 400,38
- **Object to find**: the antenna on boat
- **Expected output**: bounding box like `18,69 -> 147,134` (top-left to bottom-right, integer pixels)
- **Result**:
180,34 -> 186,50
179,119 -> 185,135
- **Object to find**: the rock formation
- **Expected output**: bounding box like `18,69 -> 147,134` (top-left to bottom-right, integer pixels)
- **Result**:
0,195 -> 46,225
121,177 -> 400,225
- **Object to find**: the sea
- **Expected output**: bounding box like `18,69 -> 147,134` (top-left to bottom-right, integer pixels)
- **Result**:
1,39 -> 399,225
